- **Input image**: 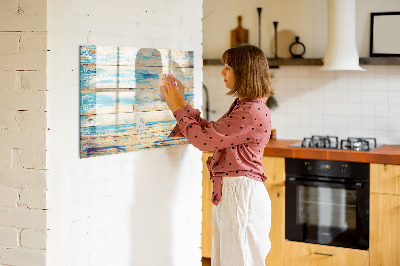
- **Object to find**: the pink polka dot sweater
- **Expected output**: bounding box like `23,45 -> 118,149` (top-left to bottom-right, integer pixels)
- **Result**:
169,97 -> 272,206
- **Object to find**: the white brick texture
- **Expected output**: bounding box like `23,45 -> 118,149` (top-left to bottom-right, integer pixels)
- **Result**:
19,189 -> 47,209
0,91 -> 46,111
1,110 -> 47,130
21,229 -> 46,249
16,70 -> 47,91
0,149 -> 12,169
0,71 -> 16,91
0,187 -> 19,208
0,227 -> 19,247
0,247 -> 46,266
0,0 -> 47,264
0,208 -> 46,230
0,6 -> 46,32
0,32 -> 47,71
0,129 -> 46,150
0,32 -> 20,54
0,169 -> 47,189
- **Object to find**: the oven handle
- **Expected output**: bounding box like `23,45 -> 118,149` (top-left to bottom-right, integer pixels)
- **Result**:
286,177 -> 364,189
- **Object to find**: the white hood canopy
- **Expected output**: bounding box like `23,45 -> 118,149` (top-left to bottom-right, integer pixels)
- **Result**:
320,0 -> 365,71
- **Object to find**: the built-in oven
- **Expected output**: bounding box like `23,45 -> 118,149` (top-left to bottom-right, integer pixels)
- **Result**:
285,158 -> 369,250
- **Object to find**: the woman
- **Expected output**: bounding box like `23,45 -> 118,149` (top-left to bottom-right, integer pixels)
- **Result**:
161,44 -> 273,266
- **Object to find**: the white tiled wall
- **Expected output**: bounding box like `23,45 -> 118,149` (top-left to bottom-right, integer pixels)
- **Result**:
203,65 -> 400,144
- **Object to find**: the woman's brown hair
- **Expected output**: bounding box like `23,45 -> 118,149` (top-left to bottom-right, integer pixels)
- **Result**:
221,44 -> 273,99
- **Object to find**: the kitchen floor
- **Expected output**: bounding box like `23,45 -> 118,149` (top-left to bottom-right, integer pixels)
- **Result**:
202,257 -> 211,266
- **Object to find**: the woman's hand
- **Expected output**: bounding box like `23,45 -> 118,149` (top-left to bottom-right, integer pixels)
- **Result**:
171,76 -> 187,108
161,77 -> 185,113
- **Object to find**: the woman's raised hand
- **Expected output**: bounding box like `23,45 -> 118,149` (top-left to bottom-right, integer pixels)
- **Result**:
160,75 -> 185,113
172,76 -> 187,108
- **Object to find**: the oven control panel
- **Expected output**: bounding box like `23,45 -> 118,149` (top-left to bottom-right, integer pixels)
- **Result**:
286,158 -> 369,180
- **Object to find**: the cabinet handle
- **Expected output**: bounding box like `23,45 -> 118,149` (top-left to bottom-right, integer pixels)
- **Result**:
314,252 -> 335,257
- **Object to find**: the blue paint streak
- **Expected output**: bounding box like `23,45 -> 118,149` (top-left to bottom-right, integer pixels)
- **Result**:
80,65 -> 96,89
86,145 -> 127,156
135,69 -> 159,84
80,93 -> 96,114
81,91 -> 154,114
80,93 -> 116,114
80,45 -> 96,64
80,120 -> 176,136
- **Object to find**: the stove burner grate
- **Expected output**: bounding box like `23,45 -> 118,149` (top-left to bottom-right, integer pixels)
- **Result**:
340,137 -> 377,151
301,135 -> 339,149
298,136 -> 378,151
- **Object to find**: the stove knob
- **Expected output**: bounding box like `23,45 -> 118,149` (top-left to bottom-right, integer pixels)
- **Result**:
340,164 -> 347,174
305,162 -> 312,171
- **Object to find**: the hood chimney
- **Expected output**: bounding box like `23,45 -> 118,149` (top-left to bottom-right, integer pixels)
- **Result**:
320,0 -> 365,71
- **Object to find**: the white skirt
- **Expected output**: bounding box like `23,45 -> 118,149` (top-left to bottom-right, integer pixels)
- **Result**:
212,176 -> 271,266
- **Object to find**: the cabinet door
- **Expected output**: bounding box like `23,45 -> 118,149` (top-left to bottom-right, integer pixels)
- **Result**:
202,152 -> 213,258
261,156 -> 285,185
264,184 -> 284,266
370,163 -> 400,195
284,241 -> 369,266
370,193 -> 400,266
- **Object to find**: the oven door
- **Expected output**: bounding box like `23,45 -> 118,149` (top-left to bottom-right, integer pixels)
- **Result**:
285,177 -> 369,250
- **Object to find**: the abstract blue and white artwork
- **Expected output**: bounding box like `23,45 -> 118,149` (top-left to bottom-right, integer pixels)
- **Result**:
80,45 -> 194,158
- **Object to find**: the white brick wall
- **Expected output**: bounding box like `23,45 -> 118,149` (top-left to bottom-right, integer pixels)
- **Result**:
0,187 -> 19,208
0,227 -> 19,247
21,229 -> 47,250
0,0 -> 48,265
46,0 -> 203,266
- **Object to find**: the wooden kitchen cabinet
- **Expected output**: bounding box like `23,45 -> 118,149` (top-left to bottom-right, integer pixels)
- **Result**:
201,153 -> 286,265
262,156 -> 285,266
261,156 -> 285,186
370,163 -> 400,195
202,152 -> 213,258
284,241 -> 369,266
370,163 -> 400,266
370,193 -> 400,266
264,184 -> 285,266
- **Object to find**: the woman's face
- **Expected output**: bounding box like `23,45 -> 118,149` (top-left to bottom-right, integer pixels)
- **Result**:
220,64 -> 235,89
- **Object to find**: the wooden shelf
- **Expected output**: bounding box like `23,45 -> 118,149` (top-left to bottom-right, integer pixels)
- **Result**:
268,58 -> 322,67
359,57 -> 400,65
203,57 -> 400,67
203,58 -> 323,67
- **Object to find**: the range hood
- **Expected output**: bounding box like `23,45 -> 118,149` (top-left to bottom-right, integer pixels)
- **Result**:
320,0 -> 365,71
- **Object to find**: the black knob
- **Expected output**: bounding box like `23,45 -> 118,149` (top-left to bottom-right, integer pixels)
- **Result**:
306,162 -> 312,171
340,164 -> 347,174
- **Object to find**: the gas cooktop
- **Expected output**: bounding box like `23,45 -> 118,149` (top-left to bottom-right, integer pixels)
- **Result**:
289,135 -> 382,151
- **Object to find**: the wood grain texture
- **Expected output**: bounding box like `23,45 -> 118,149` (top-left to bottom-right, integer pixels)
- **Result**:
284,241 -> 369,266
79,45 -> 194,158
263,140 -> 400,164
370,193 -> 400,266
264,184 -> 285,266
202,152 -> 214,258
262,156 -> 285,185
370,163 -> 400,195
